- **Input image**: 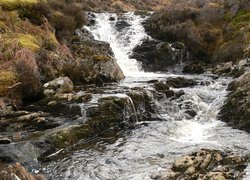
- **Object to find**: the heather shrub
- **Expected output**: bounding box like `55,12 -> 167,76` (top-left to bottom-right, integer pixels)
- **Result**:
213,38 -> 244,63
14,49 -> 42,98
18,2 -> 52,25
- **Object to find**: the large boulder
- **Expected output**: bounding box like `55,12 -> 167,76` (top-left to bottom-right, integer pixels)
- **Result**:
66,28 -> 125,84
131,39 -> 190,71
152,149 -> 247,180
219,72 -> 250,132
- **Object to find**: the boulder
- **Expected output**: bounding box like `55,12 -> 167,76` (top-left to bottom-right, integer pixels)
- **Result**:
127,87 -> 159,121
0,141 -> 54,167
43,77 -> 74,97
165,77 -> 197,88
67,28 -> 125,84
219,72 -> 250,132
183,62 -> 205,74
152,149 -> 247,180
131,39 -> 190,71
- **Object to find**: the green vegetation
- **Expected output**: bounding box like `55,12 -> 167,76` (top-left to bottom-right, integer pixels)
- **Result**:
0,0 -> 39,10
0,71 -> 19,96
17,34 -> 40,51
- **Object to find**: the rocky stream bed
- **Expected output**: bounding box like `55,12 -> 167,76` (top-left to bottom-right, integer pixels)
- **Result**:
0,12 -> 249,180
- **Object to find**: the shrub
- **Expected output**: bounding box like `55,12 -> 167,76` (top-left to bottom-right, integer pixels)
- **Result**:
0,0 -> 38,10
17,33 -> 40,51
0,70 -> 19,96
18,2 -> 52,25
14,49 -> 42,99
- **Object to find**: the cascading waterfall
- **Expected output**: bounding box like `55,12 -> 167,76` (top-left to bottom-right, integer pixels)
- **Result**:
46,12 -> 250,180
85,12 -> 151,77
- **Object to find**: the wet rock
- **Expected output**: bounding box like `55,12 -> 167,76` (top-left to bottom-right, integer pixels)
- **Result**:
163,90 -> 175,98
43,77 -> 74,97
154,81 -> 170,92
127,88 -> 159,121
115,20 -> 131,31
46,95 -> 139,149
131,39 -> 190,71
153,149 -> 247,180
175,90 -> 185,99
0,163 -> 46,180
68,29 -> 125,84
165,77 -> 197,88
219,72 -> 250,133
185,109 -> 197,118
213,60 -> 246,78
109,16 -> 116,21
0,137 -> 12,144
183,62 -> 205,74
17,112 -> 48,122
0,142 -> 42,165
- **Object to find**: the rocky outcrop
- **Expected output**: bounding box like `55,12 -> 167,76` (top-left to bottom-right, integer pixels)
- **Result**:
151,149 -> 248,180
219,72 -> 250,132
45,95 -> 138,148
131,39 -> 190,71
66,28 -> 125,84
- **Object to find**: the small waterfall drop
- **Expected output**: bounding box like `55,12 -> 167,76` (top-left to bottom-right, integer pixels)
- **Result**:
85,12 -> 149,77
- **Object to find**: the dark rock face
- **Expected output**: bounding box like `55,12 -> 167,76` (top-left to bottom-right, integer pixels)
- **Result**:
151,149 -> 247,180
183,62 -> 205,74
165,77 -> 197,88
131,39 -> 190,71
219,72 -> 250,132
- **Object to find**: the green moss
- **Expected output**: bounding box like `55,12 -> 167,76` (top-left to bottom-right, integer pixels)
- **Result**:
49,125 -> 91,148
17,33 -> 40,51
0,0 -> 39,10
230,10 -> 250,29
0,70 -> 19,96
92,54 -> 111,61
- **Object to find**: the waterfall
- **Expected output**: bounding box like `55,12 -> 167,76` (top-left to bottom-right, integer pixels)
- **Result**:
85,12 -> 149,77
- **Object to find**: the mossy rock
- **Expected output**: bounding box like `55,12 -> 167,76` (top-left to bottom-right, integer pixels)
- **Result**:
47,125 -> 91,148
0,70 -> 19,96
92,54 -> 111,61
17,33 -> 40,51
0,0 -> 39,10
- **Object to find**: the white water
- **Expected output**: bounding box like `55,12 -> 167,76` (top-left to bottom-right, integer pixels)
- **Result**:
85,12 -> 159,77
46,13 -> 250,179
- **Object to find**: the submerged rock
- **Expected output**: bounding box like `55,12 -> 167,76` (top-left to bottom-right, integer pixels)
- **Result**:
219,72 -> 250,132
152,149 -> 247,180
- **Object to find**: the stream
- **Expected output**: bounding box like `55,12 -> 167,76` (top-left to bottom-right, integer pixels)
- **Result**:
46,12 -> 250,180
